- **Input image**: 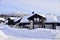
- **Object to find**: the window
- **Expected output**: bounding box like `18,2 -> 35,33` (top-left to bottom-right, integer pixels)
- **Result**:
34,18 -> 36,21
34,18 -> 42,22
45,24 -> 52,29
37,18 -> 39,21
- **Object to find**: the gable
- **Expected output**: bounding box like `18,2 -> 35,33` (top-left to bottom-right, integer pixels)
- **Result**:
28,14 -> 46,20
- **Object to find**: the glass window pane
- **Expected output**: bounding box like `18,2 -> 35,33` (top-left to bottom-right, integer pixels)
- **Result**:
34,18 -> 36,21
37,18 -> 39,21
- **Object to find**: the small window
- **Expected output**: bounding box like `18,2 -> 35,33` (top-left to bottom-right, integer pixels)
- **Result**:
34,18 -> 42,22
37,18 -> 39,21
45,24 -> 52,29
34,18 -> 36,21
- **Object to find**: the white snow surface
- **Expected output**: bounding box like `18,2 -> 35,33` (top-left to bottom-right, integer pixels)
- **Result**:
0,17 -> 5,21
46,14 -> 58,22
20,13 -> 59,23
0,24 -> 59,40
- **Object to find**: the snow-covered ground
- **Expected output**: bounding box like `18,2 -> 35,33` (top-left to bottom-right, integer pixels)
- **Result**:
0,24 -> 59,40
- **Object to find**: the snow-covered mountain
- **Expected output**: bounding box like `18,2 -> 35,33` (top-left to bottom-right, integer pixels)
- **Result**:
0,12 -> 28,17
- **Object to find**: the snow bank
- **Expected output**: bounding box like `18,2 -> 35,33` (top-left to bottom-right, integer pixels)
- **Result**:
0,30 -> 9,40
6,36 -> 54,40
0,24 -> 10,29
55,30 -> 60,40
0,24 -> 58,40
2,28 -> 57,39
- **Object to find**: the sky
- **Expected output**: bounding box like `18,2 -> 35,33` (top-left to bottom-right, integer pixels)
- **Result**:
0,0 -> 60,15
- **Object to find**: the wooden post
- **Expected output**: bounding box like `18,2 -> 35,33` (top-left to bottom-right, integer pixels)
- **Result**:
42,18 -> 45,28
39,18 -> 40,28
44,20 -> 45,28
33,19 -> 34,29
30,20 -> 33,29
43,20 -> 45,28
52,23 -> 56,29
42,18 -> 43,28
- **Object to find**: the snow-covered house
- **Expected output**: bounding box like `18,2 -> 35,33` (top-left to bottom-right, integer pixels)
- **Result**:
28,14 -> 46,29
0,17 -> 5,23
3,12 -> 60,29
19,13 -> 60,29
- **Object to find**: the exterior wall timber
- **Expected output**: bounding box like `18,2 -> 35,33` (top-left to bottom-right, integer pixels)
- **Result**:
19,14 -> 60,29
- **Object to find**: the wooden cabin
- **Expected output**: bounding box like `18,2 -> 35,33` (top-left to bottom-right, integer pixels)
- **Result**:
28,14 -> 46,29
19,13 -> 60,29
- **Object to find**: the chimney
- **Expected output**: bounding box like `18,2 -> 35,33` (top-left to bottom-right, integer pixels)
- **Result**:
32,12 -> 34,14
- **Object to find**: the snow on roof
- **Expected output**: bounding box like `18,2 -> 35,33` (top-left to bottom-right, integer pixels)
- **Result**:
0,17 -> 5,21
28,13 -> 46,18
46,15 -> 58,22
14,18 -> 21,22
20,13 -> 34,23
0,12 -> 60,23
20,16 -> 29,23
57,16 -> 60,22
9,17 -> 22,22
20,13 -> 59,23
9,17 -> 20,20
9,17 -> 17,20
38,13 -> 46,18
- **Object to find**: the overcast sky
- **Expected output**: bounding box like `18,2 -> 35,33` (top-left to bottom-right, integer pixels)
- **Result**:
0,0 -> 60,15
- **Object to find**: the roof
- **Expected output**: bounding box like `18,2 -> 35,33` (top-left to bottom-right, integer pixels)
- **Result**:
28,14 -> 46,20
38,13 -> 46,18
20,13 -> 46,23
20,16 -> 29,23
20,13 -> 60,23
46,15 -> 58,23
0,17 -> 5,21
29,13 -> 46,18
57,16 -> 60,23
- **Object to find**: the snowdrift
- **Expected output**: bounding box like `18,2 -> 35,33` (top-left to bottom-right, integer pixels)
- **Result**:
0,24 -> 58,40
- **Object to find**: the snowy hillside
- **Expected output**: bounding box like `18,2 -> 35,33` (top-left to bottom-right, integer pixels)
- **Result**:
0,24 -> 59,40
